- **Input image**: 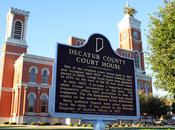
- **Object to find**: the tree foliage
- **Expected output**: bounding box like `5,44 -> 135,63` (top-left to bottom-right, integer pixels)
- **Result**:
147,0 -> 175,95
139,94 -> 169,118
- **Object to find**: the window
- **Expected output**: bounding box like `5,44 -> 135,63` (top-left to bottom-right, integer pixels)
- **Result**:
40,95 -> 48,113
14,20 -> 23,39
134,52 -> 140,68
28,93 -> 36,112
41,68 -> 49,84
145,83 -> 149,95
30,68 -> 36,82
29,66 -> 38,83
138,82 -> 143,90
133,31 -> 139,40
76,40 -> 80,46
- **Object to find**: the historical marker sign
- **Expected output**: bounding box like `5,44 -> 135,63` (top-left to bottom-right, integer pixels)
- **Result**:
49,34 -> 140,120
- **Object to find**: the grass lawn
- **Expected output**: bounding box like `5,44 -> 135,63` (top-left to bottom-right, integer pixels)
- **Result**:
0,125 -> 175,130
0,125 -> 93,130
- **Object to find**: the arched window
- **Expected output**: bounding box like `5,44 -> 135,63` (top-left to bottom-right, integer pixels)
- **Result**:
76,40 -> 81,46
28,93 -> 36,112
41,68 -> 49,84
14,20 -> 23,39
42,69 -> 48,84
40,94 -> 48,113
29,66 -> 38,83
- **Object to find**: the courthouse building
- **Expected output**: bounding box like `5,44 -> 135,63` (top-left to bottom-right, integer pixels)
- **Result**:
0,5 -> 152,124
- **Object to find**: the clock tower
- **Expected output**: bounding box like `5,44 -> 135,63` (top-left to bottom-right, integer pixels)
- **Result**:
118,4 -> 145,72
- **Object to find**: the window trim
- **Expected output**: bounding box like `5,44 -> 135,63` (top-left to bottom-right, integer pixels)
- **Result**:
41,68 -> 50,75
29,66 -> 38,83
134,51 -> 141,68
40,94 -> 48,113
27,92 -> 36,113
41,68 -> 49,84
29,66 -> 38,73
13,19 -> 23,40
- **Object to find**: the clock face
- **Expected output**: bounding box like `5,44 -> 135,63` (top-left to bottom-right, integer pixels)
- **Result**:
133,31 -> 138,40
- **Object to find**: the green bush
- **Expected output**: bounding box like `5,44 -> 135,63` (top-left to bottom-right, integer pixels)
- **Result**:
87,123 -> 93,127
31,122 -> 37,125
52,122 -> 62,125
74,123 -> 80,126
21,122 -> 27,125
69,123 -> 73,127
9,122 -> 16,125
2,121 -> 9,124
81,123 -> 86,127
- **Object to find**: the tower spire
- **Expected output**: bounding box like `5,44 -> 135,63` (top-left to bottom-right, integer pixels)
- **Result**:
124,1 -> 137,17
126,1 -> 129,7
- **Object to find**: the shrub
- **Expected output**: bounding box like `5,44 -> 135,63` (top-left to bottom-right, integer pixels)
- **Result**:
81,123 -> 86,127
31,122 -> 37,125
69,123 -> 73,127
52,122 -> 62,125
38,122 -> 50,125
74,123 -> 80,127
21,122 -> 27,125
9,122 -> 16,125
2,121 -> 9,125
87,123 -> 93,127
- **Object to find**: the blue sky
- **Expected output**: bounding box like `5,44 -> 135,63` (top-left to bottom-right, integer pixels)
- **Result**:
0,0 -> 163,58
0,1 -> 165,95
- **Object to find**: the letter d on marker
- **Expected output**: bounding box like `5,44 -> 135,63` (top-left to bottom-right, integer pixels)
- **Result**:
96,38 -> 104,53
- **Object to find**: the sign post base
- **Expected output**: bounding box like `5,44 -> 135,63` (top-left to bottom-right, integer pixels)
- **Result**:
93,120 -> 105,130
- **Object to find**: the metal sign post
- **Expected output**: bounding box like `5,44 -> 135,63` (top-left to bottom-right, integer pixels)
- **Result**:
93,120 -> 105,130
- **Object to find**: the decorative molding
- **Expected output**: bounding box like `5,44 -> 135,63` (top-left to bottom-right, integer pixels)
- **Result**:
41,68 -> 50,75
29,66 -> 38,73
40,93 -> 49,100
21,82 -> 50,88
27,92 -> 36,99
37,87 -> 41,91
136,73 -> 152,81
118,14 -> 141,32
6,51 -> 22,56
10,7 -> 30,17
17,53 -> 54,65
6,42 -> 28,48
25,112 -> 37,116
24,85 -> 29,90
0,87 -> 13,92
25,112 -> 49,116
6,37 -> 27,45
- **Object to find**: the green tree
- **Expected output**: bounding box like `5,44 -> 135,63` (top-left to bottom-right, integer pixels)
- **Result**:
139,94 -> 169,118
147,0 -> 175,96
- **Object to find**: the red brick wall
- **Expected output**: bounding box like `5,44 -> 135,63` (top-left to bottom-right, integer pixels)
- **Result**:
0,44 -> 27,118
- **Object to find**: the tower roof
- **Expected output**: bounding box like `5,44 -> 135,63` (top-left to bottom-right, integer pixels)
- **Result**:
117,4 -> 141,31
124,4 -> 137,17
